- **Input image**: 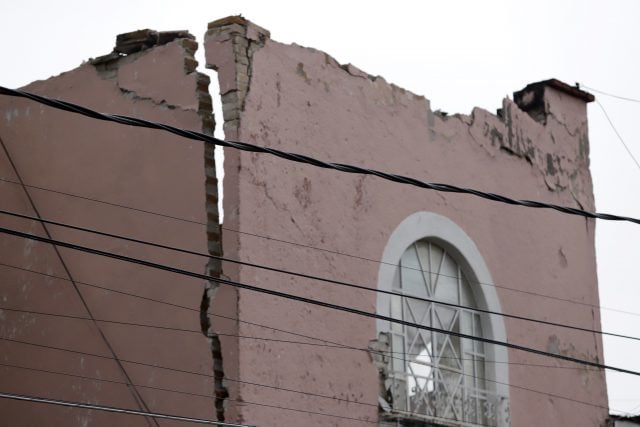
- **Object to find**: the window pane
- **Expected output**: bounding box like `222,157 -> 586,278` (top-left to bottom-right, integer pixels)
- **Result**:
400,244 -> 428,296
433,250 -> 460,303
405,298 -> 429,325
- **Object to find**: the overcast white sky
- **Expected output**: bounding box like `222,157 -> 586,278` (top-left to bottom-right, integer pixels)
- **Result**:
1,0 -> 639,416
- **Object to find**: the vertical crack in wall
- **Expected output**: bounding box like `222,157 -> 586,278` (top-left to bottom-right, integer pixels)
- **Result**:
93,29 -> 229,421
201,134 -> 229,421
192,39 -> 230,423
90,29 -> 231,427
201,17 -> 270,422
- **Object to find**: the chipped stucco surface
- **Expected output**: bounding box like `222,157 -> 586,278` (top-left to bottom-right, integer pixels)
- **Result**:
206,18 -> 606,427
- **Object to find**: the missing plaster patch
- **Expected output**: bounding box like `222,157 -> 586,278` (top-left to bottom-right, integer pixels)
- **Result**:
369,332 -> 393,410
296,62 -> 311,84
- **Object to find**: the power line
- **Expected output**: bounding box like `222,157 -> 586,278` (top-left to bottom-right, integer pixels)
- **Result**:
0,305 -> 377,351
225,224 -> 640,317
0,261 -> 610,369
0,335 -> 615,419
3,208 -> 636,342
4,359 -> 618,426
3,300 -> 621,422
0,391 -> 251,426
0,262 -> 350,350
0,176 -> 203,226
0,306 -> 202,334
0,335 -> 379,417
1,336 -> 624,419
579,84 -> 640,103
0,301 -> 612,371
595,99 -> 640,172
1,225 -> 638,376
0,364 -> 375,424
1,253 -> 630,419
1,263 -> 624,417
1,86 -> 639,225
0,361 -> 230,403
0,336 -> 374,407
3,176 -> 637,320
3,176 -> 638,319
0,360 -> 494,427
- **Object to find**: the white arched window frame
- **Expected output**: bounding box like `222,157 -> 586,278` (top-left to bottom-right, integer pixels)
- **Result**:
376,212 -> 510,426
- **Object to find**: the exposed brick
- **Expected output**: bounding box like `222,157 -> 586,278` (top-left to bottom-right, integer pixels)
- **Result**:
184,57 -> 199,73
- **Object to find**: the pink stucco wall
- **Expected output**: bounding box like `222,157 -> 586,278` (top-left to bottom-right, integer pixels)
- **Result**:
0,34 -> 220,425
0,16 -> 608,427
206,17 -> 607,427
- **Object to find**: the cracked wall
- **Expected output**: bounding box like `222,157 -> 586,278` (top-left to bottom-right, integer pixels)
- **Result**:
0,30 -> 224,425
0,15 -> 609,427
205,17 -> 607,427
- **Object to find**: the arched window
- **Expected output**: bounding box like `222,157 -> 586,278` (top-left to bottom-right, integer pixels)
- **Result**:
375,213 -> 510,427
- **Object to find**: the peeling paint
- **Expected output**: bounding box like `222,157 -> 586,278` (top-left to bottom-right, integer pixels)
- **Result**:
205,17 -> 605,427
296,62 -> 311,85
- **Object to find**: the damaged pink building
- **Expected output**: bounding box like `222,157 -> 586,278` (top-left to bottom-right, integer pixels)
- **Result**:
0,16 -> 608,427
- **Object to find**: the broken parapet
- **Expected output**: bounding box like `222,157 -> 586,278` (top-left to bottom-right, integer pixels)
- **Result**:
90,29 -> 213,124
502,79 -> 595,203
204,16 -> 605,427
115,29 -> 194,54
91,29 -> 195,61
459,78 -> 597,208
204,16 -> 269,140
513,78 -> 594,125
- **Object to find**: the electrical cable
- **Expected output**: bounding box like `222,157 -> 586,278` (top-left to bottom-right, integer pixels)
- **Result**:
3,208 -> 635,342
225,224 -> 640,316
0,363 -> 376,425
0,336 -> 373,406
2,262 -> 626,415
0,302 -> 611,372
2,176 -> 636,320
1,86 -> 639,225
594,99 -> 640,172
1,272 -> 630,419
0,362 -> 503,427
0,261 -> 609,370
0,176 -> 203,226
0,336 -> 625,419
578,84 -> 640,103
0,260 -> 345,348
0,305 -> 366,349
0,391 -> 252,426
2,175 -> 638,319
1,225 -> 638,377
0,361 -> 216,400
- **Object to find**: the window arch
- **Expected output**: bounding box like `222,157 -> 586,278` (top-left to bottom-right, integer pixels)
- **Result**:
376,212 -> 510,426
